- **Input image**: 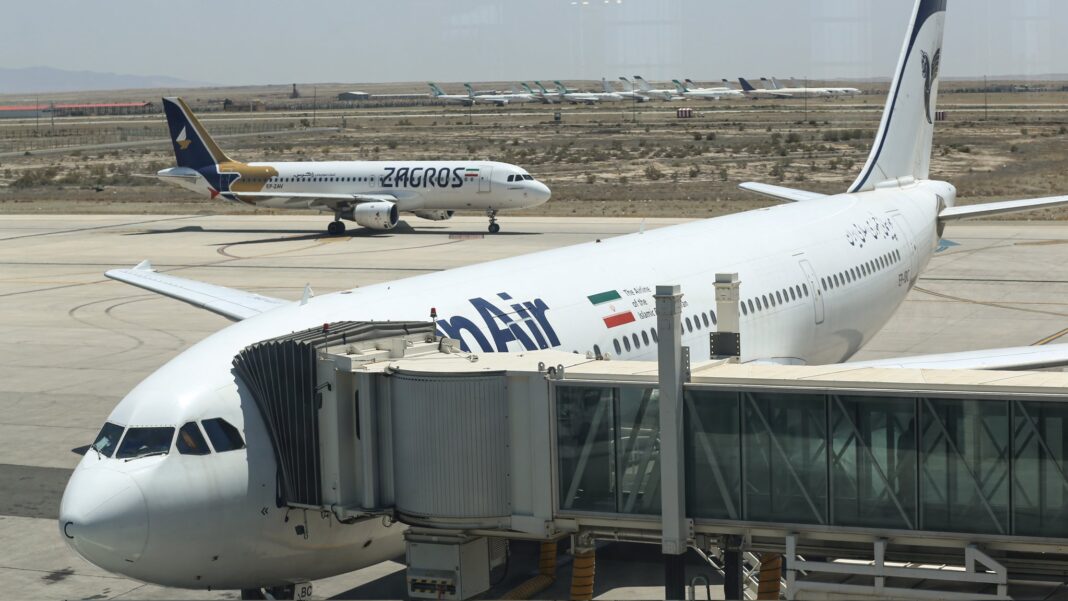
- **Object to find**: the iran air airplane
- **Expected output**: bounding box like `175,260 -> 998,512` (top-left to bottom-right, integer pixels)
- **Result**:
156,98 -> 549,234
59,0 -> 1068,597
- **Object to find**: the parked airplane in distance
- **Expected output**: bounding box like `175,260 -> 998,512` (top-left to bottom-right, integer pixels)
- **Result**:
154,98 -> 550,234
64,1 -> 1068,598
673,79 -> 745,100
606,78 -> 650,102
554,80 -> 624,104
462,83 -> 537,106
427,83 -> 474,106
631,75 -> 681,101
772,77 -> 862,97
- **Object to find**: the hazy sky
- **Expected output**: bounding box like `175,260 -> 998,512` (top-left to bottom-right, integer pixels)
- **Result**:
3,0 -> 1067,85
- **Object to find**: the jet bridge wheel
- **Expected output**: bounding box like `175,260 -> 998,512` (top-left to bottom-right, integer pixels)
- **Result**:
327,220 -> 346,236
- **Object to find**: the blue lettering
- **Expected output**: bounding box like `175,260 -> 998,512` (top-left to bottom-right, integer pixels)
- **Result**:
410,167 -> 423,188
396,167 -> 410,187
452,167 -> 464,188
425,167 -> 437,188
471,297 -> 536,351
382,167 -> 395,188
437,168 -> 451,188
524,299 -> 560,347
436,316 -> 492,352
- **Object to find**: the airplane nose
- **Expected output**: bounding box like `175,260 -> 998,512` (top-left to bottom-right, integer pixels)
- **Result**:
531,181 -> 552,204
60,468 -> 148,567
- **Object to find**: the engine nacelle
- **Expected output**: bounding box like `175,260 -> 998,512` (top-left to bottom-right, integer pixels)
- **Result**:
412,210 -> 455,222
341,201 -> 399,231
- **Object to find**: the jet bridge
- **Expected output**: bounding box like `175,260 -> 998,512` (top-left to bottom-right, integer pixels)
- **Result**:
235,307 -> 1068,600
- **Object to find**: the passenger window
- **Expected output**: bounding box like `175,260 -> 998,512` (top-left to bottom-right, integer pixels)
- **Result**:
802,284 -> 809,296
116,427 -> 175,459
762,295 -> 769,308
833,275 -> 840,287
821,278 -> 827,290
701,313 -> 710,328
710,311 -> 717,325
177,422 -> 210,456
789,288 -> 796,301
623,336 -> 632,352
642,331 -> 650,346
632,333 -> 641,349
202,418 -> 245,452
614,339 -> 622,355
593,344 -> 603,359
685,317 -> 693,332
91,422 -> 124,458
741,302 -> 748,316
651,328 -> 659,343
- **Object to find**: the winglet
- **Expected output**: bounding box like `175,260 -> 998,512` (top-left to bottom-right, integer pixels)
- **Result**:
133,259 -> 154,271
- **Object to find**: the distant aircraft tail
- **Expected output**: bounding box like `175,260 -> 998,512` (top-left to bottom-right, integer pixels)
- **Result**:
738,78 -> 757,92
161,97 -> 234,170
672,79 -> 688,94
771,77 -> 786,90
428,83 -> 446,97
849,0 -> 947,193
602,78 -> 615,93
553,80 -> 569,93
534,81 -> 551,94
633,76 -> 653,92
618,77 -> 634,92
522,82 -> 538,96
685,79 -> 699,89
760,77 -> 776,90
721,79 -> 739,90
463,83 -> 475,97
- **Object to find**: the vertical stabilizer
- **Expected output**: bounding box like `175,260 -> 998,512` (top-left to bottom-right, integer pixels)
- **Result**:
428,83 -> 445,97
463,83 -> 475,97
738,78 -> 757,92
619,77 -> 634,92
602,78 -> 615,93
849,0 -> 947,193
672,79 -> 688,94
633,76 -> 653,92
161,97 -> 233,169
771,77 -> 786,90
760,77 -> 776,90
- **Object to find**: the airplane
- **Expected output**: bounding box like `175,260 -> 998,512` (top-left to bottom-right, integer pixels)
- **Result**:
759,77 -> 833,98
154,98 -> 550,235
61,0 -> 1068,597
520,82 -> 553,104
606,78 -> 651,103
673,79 -> 745,100
631,75 -> 682,101
772,78 -> 863,97
554,80 -> 624,104
532,81 -> 565,103
462,83 -> 538,106
427,82 -> 474,106
737,77 -> 801,99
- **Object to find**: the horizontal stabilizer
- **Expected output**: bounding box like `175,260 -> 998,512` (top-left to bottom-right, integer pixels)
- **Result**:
939,195 -> 1068,221
106,261 -> 288,321
738,182 -> 828,203
847,344 -> 1068,371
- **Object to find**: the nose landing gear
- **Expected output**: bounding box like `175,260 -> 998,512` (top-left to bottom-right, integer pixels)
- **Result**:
486,209 -> 500,234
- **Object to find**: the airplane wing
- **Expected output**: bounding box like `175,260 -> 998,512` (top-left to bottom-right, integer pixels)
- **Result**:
225,191 -> 400,210
939,195 -> 1068,221
105,260 -> 288,321
738,182 -> 828,203
846,344 -> 1068,371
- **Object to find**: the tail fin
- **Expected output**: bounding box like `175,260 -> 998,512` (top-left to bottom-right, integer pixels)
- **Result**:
849,0 -> 947,193
553,80 -> 568,93
672,79 -> 688,94
428,83 -> 445,97
771,77 -> 786,90
760,77 -> 776,90
618,77 -> 634,92
602,78 -> 615,93
685,79 -> 699,89
463,83 -> 475,97
534,81 -> 550,94
162,97 -> 232,169
633,76 -> 653,92
738,78 -> 756,92
522,82 -> 537,95
722,79 -> 738,90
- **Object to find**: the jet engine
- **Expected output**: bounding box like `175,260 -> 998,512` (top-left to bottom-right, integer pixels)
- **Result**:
412,210 -> 455,221
342,202 -> 399,231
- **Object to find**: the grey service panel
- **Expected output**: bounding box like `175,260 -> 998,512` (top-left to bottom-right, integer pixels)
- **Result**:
406,538 -> 490,600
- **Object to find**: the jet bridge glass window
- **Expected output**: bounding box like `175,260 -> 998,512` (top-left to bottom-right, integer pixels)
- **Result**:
91,422 -> 124,458
202,418 -> 246,452
116,427 -> 175,459
177,422 -> 210,456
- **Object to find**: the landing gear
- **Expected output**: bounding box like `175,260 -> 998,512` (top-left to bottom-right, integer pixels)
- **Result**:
487,209 -> 501,234
327,220 -> 346,236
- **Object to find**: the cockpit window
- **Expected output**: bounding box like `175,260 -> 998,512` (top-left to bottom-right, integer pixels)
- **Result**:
116,427 -> 175,459
202,418 -> 246,452
523,174 -> 534,181
91,422 -> 124,458
507,175 -> 516,182
177,422 -> 210,456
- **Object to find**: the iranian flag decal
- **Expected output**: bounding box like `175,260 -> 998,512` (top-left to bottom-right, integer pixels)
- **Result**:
465,168 -> 480,178
588,289 -> 636,329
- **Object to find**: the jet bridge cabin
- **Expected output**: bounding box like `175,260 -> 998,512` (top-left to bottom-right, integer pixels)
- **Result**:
234,320 -> 1068,600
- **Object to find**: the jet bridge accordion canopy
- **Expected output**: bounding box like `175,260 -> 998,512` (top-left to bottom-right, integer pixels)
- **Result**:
232,321 -> 436,507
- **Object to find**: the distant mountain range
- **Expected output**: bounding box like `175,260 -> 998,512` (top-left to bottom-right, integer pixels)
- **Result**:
0,67 -> 210,95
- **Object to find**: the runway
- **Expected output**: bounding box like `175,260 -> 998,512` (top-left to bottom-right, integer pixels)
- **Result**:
3,214 -> 1068,599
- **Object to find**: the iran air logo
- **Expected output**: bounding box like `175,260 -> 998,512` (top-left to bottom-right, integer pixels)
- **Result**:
175,126 -> 191,150
921,48 -> 941,125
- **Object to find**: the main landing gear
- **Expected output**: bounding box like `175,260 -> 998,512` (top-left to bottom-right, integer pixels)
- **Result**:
327,216 -> 346,236
486,209 -> 501,234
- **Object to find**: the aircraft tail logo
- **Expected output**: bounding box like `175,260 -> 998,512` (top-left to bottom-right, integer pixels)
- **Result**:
921,48 -> 942,124
175,126 -> 191,150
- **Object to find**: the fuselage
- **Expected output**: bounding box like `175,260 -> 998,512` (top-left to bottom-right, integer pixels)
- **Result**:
60,180 -> 952,590
158,160 -> 550,214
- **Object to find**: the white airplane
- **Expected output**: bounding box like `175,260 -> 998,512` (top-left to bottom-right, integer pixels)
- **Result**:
631,75 -> 682,101
462,83 -> 537,106
154,98 -> 550,235
606,78 -> 651,103
554,80 -> 624,104
773,78 -> 863,97
61,0 -> 1068,597
673,79 -> 745,100
756,77 -> 833,98
532,81 -> 565,103
427,82 -> 474,106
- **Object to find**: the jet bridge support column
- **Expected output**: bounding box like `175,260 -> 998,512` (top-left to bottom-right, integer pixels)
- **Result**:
656,284 -> 689,600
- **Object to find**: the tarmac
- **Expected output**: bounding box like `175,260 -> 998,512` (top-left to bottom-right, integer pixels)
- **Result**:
3,213 -> 1068,600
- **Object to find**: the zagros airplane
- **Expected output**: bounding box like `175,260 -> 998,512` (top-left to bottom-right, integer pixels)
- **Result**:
156,98 -> 551,234
61,0 -> 1068,598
